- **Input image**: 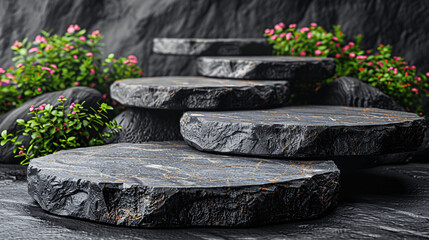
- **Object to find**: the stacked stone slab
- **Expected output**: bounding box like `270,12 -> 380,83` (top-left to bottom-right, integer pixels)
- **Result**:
150,38 -> 272,76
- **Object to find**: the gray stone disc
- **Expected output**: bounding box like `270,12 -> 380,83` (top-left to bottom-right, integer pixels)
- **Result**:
27,142 -> 340,228
181,105 -> 426,158
110,76 -> 290,109
197,56 -> 336,80
153,38 -> 272,56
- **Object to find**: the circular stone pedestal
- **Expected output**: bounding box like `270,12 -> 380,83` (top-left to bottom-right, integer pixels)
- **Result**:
181,106 -> 426,158
153,38 -> 272,56
27,142 -> 340,228
197,56 -> 336,80
110,77 -> 290,110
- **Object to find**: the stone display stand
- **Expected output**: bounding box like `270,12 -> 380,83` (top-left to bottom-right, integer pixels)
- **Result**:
27,142 -> 340,228
181,105 -> 426,158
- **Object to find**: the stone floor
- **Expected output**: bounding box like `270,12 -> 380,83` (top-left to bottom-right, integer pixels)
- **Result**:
1,163 -> 428,239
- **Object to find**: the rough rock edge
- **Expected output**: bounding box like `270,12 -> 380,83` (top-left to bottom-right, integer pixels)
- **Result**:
27,163 -> 340,227
110,80 -> 290,110
180,112 -> 426,158
153,38 -> 272,56
197,57 -> 336,80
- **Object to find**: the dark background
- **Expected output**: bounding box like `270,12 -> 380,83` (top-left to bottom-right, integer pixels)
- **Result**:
1,0 -> 429,76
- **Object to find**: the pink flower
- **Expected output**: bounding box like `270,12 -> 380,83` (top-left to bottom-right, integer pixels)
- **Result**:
335,53 -> 341,58
12,40 -> 22,48
128,55 -> 137,60
393,68 -> 398,75
38,105 -> 44,111
315,41 -> 322,46
0,68 -> 5,73
274,24 -> 283,31
410,66 -> 416,70
89,69 -> 95,75
21,145 -> 25,149
79,36 -> 86,41
91,30 -> 101,37
28,47 -> 38,53
348,42 -> 355,47
377,61 -> 384,67
67,25 -> 75,33
41,66 -> 52,72
349,52 -> 356,58
59,95 -> 65,99
37,88 -> 41,92
307,32 -> 313,39
315,50 -> 321,55
35,35 -> 47,43
277,22 -> 285,29
335,43 -> 340,48
5,73 -> 14,79
104,76 -> 108,81
286,32 -> 292,40
102,94 -> 107,99
139,70 -> 143,75
356,55 -> 367,59
264,28 -> 271,34
300,51 -> 306,56
368,62 -> 373,66
415,77 -> 421,81
69,103 -> 76,109
73,55 -> 78,59
74,24 -> 80,31
74,82 -> 79,86
16,63 -> 24,68
411,88 -> 419,94
387,67 -> 393,71
29,105 -> 34,112
311,22 -> 317,27
279,33 -> 286,38
72,111 -> 76,115
332,36 -> 338,41
426,72 -> 429,77
342,45 -> 350,52
270,34 -> 278,40
18,150 -> 24,155
289,24 -> 296,29
50,64 -> 57,69
44,44 -> 54,50
86,52 -> 93,57
300,27 -> 310,33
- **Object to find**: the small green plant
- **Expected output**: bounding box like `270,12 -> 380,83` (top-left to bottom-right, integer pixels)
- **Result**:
1,95 -> 122,165
0,24 -> 143,113
264,22 -> 429,115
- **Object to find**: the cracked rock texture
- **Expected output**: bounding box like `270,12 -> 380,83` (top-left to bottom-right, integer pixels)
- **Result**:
314,77 -> 405,111
181,106 -> 426,158
197,56 -> 336,80
153,38 -> 272,56
110,77 -> 289,110
0,87 -> 103,164
108,108 -> 183,143
27,142 -> 340,227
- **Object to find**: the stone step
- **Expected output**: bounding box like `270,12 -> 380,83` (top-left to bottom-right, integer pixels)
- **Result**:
153,38 -> 272,56
27,142 -> 340,228
181,105 -> 426,158
197,56 -> 336,80
110,76 -> 290,110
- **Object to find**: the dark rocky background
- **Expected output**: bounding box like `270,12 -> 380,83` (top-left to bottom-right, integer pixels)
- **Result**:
1,0 -> 429,76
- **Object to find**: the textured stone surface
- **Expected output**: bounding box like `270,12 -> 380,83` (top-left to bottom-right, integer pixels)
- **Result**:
314,77 -> 405,111
2,163 -> 429,238
27,142 -> 340,228
0,87 -> 103,164
181,106 -> 426,158
197,56 -> 336,80
109,108 -> 183,143
153,38 -> 272,56
110,77 -> 290,110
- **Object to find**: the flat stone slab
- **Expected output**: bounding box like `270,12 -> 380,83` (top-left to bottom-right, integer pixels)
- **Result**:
197,56 -> 336,80
181,106 -> 426,158
27,142 -> 340,228
153,38 -> 272,56
110,76 -> 289,110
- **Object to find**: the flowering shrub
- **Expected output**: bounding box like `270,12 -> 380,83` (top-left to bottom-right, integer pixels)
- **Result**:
0,96 -> 122,165
264,22 -> 429,115
0,24 -> 143,113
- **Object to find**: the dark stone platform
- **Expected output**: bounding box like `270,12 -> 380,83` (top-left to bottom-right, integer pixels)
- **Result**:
27,142 -> 340,228
108,108 -> 184,143
110,77 -> 289,110
153,38 -> 272,56
197,56 -> 336,80
2,163 -> 429,239
181,105 -> 426,158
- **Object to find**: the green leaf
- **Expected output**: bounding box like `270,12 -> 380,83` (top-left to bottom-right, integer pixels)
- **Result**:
1,130 -> 7,139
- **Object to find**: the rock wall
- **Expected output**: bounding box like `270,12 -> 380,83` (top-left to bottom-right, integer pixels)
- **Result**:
0,0 -> 428,76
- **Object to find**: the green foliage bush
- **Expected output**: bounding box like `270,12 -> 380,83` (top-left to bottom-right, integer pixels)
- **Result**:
1,96 -> 121,165
0,24 -> 143,113
264,22 -> 429,115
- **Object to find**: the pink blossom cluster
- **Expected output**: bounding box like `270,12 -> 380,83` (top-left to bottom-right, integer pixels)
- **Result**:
41,66 -> 55,74
12,41 -> 23,48
124,55 -> 138,66
67,24 -> 81,33
29,103 -> 47,112
91,30 -> 102,38
63,44 -> 74,51
35,35 -> 47,43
